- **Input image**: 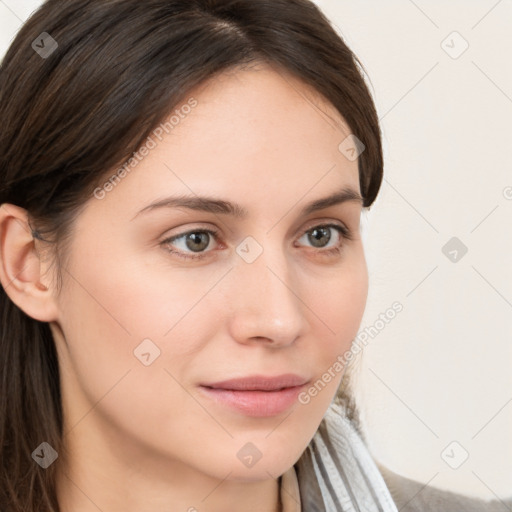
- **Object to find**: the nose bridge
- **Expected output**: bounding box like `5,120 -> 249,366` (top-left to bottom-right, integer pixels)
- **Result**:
228,236 -> 306,345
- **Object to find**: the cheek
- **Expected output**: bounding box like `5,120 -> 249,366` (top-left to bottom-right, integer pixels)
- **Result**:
56,245 -> 225,425
64,244 -> 220,349
297,257 -> 368,407
55,268 -> 204,459
310,258 -> 368,351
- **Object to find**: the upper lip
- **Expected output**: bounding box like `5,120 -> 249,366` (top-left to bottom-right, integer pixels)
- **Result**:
201,374 -> 309,391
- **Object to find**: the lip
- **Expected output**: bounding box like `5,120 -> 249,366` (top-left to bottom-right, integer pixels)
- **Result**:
198,374 -> 309,417
201,374 -> 309,391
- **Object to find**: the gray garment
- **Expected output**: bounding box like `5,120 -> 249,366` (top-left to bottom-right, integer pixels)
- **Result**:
294,400 -> 512,511
376,463 -> 512,512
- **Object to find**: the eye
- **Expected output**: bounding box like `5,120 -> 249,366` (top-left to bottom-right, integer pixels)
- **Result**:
295,223 -> 352,256
161,222 -> 353,261
162,228 -> 220,260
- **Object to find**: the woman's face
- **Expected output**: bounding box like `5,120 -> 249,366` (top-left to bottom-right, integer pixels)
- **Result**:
51,63 -> 368,483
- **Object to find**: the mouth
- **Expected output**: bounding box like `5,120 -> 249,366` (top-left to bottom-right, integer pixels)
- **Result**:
198,374 -> 309,417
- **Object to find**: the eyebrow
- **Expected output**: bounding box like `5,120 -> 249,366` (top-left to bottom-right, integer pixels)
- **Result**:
131,186 -> 363,221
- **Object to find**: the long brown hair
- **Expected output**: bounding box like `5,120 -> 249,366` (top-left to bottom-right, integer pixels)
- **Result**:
0,0 -> 383,509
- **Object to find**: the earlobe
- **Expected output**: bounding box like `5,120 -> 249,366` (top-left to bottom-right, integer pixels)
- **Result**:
0,203 -> 60,322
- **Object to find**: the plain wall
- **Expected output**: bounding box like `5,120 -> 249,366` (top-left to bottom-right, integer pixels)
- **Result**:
1,0 -> 511,501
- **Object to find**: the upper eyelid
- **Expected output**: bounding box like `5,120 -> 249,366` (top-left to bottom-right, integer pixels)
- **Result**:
163,220 -> 351,249
164,219 -> 349,240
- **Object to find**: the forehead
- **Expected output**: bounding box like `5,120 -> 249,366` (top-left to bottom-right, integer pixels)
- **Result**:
88,63 -> 361,223
181,62 -> 354,159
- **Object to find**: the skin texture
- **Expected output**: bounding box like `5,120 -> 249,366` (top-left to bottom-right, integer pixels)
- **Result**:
0,63 -> 369,512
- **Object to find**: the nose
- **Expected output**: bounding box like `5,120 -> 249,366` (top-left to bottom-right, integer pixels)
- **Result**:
227,243 -> 307,348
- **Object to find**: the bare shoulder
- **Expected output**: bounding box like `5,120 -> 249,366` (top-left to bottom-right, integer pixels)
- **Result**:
376,462 -> 512,512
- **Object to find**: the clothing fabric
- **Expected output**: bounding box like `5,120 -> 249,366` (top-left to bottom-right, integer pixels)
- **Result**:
279,460 -> 512,512
377,462 -> 512,512
278,399 -> 512,511
293,400 -> 398,511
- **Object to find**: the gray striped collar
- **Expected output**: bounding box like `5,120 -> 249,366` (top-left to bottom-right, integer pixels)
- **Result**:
294,402 -> 398,512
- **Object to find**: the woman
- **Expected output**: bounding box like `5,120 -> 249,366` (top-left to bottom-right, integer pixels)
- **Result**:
0,0 -> 508,510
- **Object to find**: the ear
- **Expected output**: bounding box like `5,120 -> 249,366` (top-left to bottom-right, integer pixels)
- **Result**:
0,203 -> 60,322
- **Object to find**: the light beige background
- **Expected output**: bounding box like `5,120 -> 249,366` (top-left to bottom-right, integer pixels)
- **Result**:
1,0 -> 511,501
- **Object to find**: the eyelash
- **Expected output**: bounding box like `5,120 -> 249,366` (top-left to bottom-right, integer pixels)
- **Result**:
161,222 -> 354,261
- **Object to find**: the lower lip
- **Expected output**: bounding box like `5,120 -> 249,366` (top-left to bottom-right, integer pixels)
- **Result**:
198,385 -> 306,417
